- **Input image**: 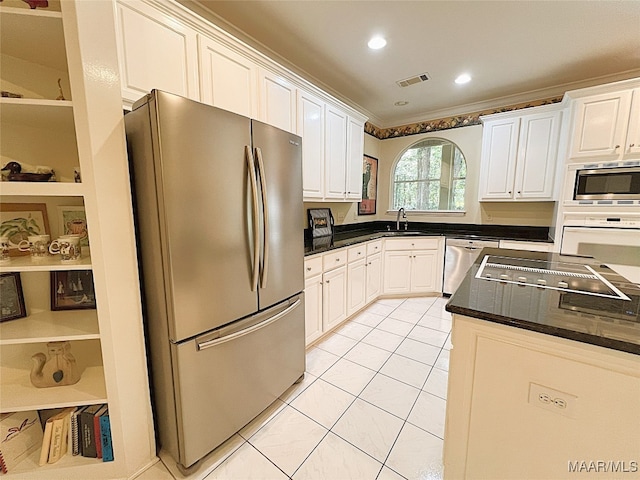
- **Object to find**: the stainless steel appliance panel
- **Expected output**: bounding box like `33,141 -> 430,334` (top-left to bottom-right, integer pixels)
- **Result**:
251,120 -> 304,309
444,238 -> 499,295
172,295 -> 305,467
135,91 -> 258,342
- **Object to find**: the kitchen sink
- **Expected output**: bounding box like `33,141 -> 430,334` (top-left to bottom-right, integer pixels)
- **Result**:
379,231 -> 430,236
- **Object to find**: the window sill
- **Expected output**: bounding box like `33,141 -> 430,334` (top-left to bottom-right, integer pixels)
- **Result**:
386,210 -> 466,216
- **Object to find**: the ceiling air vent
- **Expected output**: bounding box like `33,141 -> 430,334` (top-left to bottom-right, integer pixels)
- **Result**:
396,72 -> 430,88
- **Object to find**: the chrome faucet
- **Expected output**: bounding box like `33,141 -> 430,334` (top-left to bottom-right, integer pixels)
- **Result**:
396,208 -> 407,230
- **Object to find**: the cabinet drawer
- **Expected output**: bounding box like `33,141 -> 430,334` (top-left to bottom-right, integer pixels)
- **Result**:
347,244 -> 366,263
384,237 -> 440,251
304,256 -> 323,278
366,240 -> 382,256
323,249 -> 347,270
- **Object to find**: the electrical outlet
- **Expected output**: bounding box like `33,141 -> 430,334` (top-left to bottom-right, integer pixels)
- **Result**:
529,382 -> 577,418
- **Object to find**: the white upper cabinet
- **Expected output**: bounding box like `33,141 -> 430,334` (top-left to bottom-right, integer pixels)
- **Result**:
346,115 -> 365,200
515,111 -> 562,199
568,89 -> 638,159
198,35 -> 258,118
298,90 -> 325,200
324,104 -> 348,199
115,0 -> 199,105
258,68 -> 297,133
478,117 -> 520,200
478,105 -> 562,201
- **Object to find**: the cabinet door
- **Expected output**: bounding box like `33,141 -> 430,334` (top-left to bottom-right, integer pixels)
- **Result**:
115,0 -> 199,103
478,118 -> 520,200
298,90 -> 325,200
258,69 -> 297,133
411,250 -> 439,293
626,89 -> 640,157
322,266 -> 347,331
366,252 -> 382,304
569,90 -> 633,159
324,105 -> 348,199
347,258 -> 367,316
383,251 -> 412,295
345,116 -> 365,200
514,111 -> 561,200
198,35 -> 258,118
304,274 -> 323,346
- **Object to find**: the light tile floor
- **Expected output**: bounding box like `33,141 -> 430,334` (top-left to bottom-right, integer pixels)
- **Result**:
140,296 -> 451,480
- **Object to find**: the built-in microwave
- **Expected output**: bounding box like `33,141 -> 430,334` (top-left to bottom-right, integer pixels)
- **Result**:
564,161 -> 640,206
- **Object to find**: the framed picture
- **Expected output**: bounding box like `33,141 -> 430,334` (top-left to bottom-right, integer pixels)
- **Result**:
0,272 -> 27,322
358,155 -> 378,215
0,203 -> 50,256
57,206 -> 89,247
51,270 -> 96,311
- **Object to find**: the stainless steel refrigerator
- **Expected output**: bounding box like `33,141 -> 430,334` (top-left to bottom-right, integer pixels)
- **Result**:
124,90 -> 305,470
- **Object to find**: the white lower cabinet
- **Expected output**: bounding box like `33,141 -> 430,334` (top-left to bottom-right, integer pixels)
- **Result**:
322,265 -> 348,332
365,251 -> 382,304
346,244 -> 367,316
304,239 -> 387,346
383,237 -> 444,295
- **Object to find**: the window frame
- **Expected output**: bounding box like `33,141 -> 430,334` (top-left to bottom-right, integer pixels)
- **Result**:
389,137 -> 467,214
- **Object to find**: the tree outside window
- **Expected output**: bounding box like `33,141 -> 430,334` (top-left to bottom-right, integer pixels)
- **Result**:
392,138 -> 466,211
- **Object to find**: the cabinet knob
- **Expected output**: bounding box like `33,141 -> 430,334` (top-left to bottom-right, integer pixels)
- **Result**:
336,258 -> 340,262
508,191 -> 512,195
615,144 -> 620,149
631,143 -> 636,148
517,191 -> 521,194
326,280 -> 330,284
306,267 -> 311,271
358,252 -> 362,255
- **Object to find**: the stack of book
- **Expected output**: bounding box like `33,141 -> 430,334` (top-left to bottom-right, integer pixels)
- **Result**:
39,403 -> 113,465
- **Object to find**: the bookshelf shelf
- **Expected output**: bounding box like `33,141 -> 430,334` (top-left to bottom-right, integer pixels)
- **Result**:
0,252 -> 92,272
0,309 -> 99,345
0,365 -> 107,413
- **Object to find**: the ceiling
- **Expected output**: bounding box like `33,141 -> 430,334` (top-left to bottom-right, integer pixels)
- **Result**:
181,1 -> 640,128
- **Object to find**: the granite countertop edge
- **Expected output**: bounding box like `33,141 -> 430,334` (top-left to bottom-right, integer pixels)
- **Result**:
304,223 -> 554,256
446,304 -> 640,356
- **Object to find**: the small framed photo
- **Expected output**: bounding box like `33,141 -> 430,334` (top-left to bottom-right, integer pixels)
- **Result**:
0,203 -> 50,256
0,272 -> 27,322
51,270 -> 96,311
57,206 -> 89,247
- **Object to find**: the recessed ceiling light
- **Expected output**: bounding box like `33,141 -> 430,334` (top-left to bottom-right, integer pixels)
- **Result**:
394,101 -> 409,107
368,36 -> 387,50
455,73 -> 472,85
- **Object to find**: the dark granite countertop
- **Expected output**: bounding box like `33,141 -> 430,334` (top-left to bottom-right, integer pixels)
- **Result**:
304,221 -> 552,256
445,248 -> 640,355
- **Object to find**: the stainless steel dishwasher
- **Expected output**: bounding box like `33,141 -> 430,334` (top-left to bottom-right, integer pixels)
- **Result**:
443,237 -> 499,295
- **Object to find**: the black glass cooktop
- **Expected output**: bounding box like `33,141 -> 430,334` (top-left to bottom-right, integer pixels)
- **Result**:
475,255 -> 629,300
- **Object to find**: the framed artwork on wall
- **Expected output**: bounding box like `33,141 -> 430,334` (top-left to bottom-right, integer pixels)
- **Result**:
51,270 -> 96,311
0,203 -> 50,256
358,155 -> 378,215
57,206 -> 89,247
0,272 -> 26,322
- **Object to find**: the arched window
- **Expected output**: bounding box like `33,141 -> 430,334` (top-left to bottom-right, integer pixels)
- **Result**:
392,138 -> 466,211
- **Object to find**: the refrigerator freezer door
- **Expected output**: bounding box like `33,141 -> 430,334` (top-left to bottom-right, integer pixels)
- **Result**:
171,295 -> 305,468
251,120 -> 304,309
129,91 -> 258,342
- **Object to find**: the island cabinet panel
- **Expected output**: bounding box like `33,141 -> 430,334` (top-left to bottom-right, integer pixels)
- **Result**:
444,314 -> 640,480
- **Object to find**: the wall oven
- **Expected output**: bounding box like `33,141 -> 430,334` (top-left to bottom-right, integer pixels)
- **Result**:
560,213 -> 640,285
563,160 -> 640,207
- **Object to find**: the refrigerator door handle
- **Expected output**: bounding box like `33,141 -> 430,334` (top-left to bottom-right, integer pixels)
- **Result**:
255,147 -> 269,289
246,145 -> 260,291
196,298 -> 301,350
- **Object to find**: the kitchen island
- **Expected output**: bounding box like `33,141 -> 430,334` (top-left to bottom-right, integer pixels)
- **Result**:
443,248 -> 640,479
